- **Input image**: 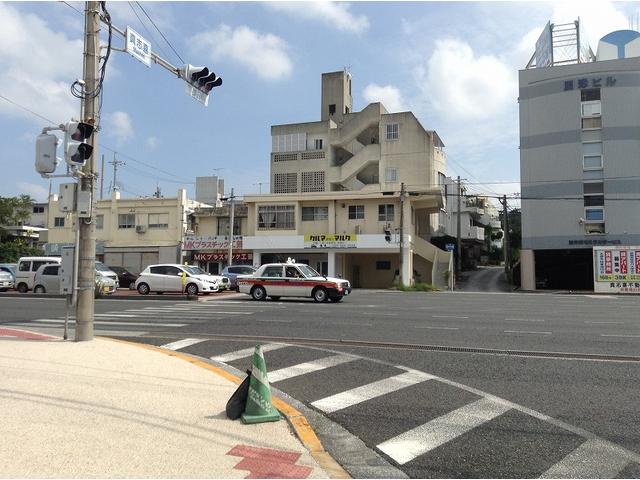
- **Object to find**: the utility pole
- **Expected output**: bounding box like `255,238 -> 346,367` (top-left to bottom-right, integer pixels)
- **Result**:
227,188 -> 236,267
253,182 -> 266,194
456,176 -> 462,279
75,1 -> 100,342
501,194 -> 510,277
109,152 -> 124,192
398,182 -> 406,286
100,154 -> 104,200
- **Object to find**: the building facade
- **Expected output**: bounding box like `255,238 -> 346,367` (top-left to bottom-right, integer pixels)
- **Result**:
520,25 -> 640,289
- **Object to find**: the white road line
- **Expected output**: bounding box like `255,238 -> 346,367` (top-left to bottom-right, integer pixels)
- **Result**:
540,439 -> 630,478
585,321 -> 625,325
160,338 -> 207,351
123,309 -> 253,315
27,319 -> 187,327
211,343 -> 288,362
600,334 -> 640,338
431,315 -> 468,319
312,369 -> 434,413
414,326 -> 459,331
505,318 -> 545,322
268,354 -> 357,383
584,295 -> 618,299
504,330 -> 552,335
93,313 -> 137,318
377,397 -> 511,465
257,319 -> 292,323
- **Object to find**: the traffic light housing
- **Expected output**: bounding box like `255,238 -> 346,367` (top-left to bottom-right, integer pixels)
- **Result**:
384,228 -> 392,242
64,121 -> 94,167
182,64 -> 223,93
35,133 -> 60,175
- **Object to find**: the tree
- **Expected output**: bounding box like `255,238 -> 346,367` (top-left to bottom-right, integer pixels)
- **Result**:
500,208 -> 522,262
0,195 -> 34,239
0,240 -> 42,263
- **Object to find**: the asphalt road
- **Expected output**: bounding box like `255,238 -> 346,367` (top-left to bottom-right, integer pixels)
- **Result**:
2,291 -> 639,478
457,266 -> 513,293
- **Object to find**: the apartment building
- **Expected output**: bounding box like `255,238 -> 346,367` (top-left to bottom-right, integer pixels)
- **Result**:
46,189 -> 205,273
242,70 -> 452,288
520,23 -> 640,290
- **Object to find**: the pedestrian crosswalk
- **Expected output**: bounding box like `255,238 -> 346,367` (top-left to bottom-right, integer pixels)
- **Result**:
155,338 -> 640,478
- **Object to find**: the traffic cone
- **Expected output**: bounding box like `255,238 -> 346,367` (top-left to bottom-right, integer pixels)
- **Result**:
241,344 -> 281,424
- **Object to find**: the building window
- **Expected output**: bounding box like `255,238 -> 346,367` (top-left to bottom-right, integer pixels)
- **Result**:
582,141 -> 602,157
271,133 -> 307,153
54,217 -> 65,227
583,155 -> 603,169
257,205 -> 295,230
148,213 -> 169,229
273,173 -> 298,193
376,261 -> 391,270
32,206 -> 44,214
217,217 -> 241,235
314,139 -> 323,150
581,89 -> 601,101
582,117 -> 602,130
583,169 -> 604,181
583,182 -> 604,195
386,123 -> 399,140
585,208 -> 604,222
118,213 -> 135,229
348,205 -> 364,220
301,171 -> 325,192
328,104 -> 336,115
302,206 -> 328,221
96,214 -> 104,230
378,204 -> 395,221
584,195 -> 604,207
385,167 -> 398,182
585,223 -> 605,234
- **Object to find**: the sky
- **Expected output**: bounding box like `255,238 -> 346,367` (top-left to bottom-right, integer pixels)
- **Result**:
0,0 -> 636,206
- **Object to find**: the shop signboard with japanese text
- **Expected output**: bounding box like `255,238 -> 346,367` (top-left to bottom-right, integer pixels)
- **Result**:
182,235 -> 242,251
304,234 -> 357,249
593,246 -> 640,293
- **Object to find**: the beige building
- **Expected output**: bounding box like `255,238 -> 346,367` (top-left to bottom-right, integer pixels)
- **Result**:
46,189 -> 205,273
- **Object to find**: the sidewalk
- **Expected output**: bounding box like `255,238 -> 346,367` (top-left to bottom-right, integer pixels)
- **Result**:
0,328 -> 334,478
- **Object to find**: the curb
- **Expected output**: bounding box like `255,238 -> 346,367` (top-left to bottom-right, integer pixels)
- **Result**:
102,336 -> 350,479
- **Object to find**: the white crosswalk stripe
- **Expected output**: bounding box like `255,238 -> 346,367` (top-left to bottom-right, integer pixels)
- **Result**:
312,368 -> 435,413
160,338 -> 207,351
268,354 -> 357,383
211,343 -> 288,362
539,439 -> 631,478
377,397 -> 511,465
25,318 -> 187,327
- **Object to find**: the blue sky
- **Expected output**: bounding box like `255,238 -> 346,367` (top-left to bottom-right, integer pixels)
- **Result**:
0,1 -> 636,204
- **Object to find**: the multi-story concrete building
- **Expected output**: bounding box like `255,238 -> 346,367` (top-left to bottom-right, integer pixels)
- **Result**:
520,23 -> 640,289
242,70 -> 452,288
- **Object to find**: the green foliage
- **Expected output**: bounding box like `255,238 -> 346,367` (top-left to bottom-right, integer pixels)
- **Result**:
0,195 -> 34,230
0,240 -> 43,263
398,282 -> 440,292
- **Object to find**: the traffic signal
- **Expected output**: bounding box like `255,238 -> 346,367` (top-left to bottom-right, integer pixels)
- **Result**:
182,64 -> 223,93
384,228 -> 392,242
35,133 -> 60,175
64,121 -> 94,167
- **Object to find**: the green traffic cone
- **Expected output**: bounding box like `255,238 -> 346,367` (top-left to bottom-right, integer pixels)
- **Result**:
241,344 -> 281,424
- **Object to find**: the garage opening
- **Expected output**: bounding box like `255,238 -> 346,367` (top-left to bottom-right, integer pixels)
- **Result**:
534,249 -> 593,290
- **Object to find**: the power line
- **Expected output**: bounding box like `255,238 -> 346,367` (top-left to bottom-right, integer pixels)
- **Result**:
59,1 -> 83,16
135,2 -> 185,64
126,2 -> 172,61
0,94 -> 56,124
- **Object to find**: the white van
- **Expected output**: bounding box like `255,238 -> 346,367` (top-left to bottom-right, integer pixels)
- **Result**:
15,256 -> 61,293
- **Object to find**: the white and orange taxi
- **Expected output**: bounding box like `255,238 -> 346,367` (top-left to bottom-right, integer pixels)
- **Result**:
238,260 -> 351,302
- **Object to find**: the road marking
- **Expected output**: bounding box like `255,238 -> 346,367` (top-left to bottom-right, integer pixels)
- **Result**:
432,315 -> 468,319
28,318 -> 187,327
257,319 -> 293,323
505,318 -> 545,322
377,397 -> 511,465
600,334 -> 640,338
160,338 -> 207,350
584,295 -> 617,299
585,321 -> 625,325
504,330 -> 552,335
124,309 -> 254,315
268,354 -> 357,383
311,369 -> 434,413
540,439 -> 630,478
414,326 -> 459,331
211,343 -> 288,362
93,313 -> 137,318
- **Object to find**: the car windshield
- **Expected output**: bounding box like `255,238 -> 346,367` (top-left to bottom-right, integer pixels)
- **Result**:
185,266 -> 207,275
297,264 -> 321,277
95,262 -> 111,272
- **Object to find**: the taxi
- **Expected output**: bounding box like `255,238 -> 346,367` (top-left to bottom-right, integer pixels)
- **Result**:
238,260 -> 351,302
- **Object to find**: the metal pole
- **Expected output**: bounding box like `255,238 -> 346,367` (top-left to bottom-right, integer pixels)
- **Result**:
398,182 -> 405,287
227,188 -> 235,267
100,154 -> 104,200
75,1 -> 100,342
502,195 -> 510,276
456,176 -> 462,278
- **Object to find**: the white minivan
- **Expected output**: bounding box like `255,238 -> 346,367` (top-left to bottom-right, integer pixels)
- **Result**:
15,256 -> 61,293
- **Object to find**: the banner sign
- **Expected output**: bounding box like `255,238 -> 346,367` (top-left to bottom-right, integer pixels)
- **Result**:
182,235 -> 242,250
594,246 -> 640,293
193,252 -> 252,262
304,234 -> 357,249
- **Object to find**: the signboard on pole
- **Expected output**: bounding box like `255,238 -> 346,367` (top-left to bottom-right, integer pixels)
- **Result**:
185,83 -> 209,106
446,243 -> 455,252
125,27 -> 152,67
593,246 -> 640,293
535,21 -> 553,68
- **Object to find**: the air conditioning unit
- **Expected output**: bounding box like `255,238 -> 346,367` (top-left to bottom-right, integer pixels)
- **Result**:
135,225 -> 147,234
355,225 -> 362,234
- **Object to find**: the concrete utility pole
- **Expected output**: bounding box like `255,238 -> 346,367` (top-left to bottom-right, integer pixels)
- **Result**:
75,1 -> 101,342
456,176 -> 462,278
227,188 -> 235,267
501,194 -> 510,276
109,152 -> 124,192
398,182 -> 406,286
100,154 -> 104,200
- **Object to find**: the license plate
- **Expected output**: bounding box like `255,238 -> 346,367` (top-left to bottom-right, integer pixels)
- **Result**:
103,286 -> 111,293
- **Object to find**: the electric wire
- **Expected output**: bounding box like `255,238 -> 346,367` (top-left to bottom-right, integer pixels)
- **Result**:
135,2 -> 185,64
127,2 -> 172,61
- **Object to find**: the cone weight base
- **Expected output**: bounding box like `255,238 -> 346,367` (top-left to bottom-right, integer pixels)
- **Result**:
241,410 -> 281,424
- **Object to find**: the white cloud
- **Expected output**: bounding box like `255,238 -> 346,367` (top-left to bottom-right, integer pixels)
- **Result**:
551,1 -> 627,48
105,111 -> 134,145
191,25 -> 292,81
418,38 -> 517,122
0,3 -> 81,125
17,182 -> 49,202
362,84 -> 407,112
146,136 -> 159,149
266,2 -> 369,33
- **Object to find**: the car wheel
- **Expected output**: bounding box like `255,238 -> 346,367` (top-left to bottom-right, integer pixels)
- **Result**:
137,283 -> 150,295
34,285 -> 46,294
312,287 -> 328,303
251,285 -> 267,301
270,296 -> 281,301
17,283 -> 28,293
186,283 -> 199,296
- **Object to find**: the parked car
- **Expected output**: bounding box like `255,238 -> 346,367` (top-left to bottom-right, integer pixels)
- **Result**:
135,264 -> 221,296
32,263 -> 116,297
95,261 -> 119,288
15,256 -> 61,293
188,266 -> 230,290
222,265 -> 257,291
0,269 -> 14,292
238,260 -> 351,302
108,266 -> 138,289
0,263 -> 17,283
